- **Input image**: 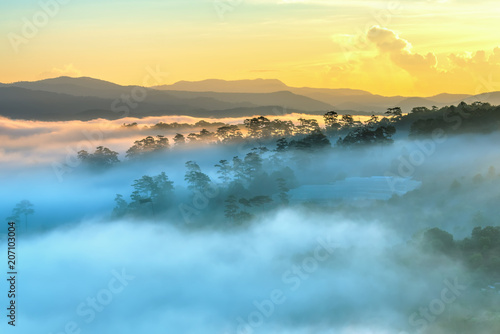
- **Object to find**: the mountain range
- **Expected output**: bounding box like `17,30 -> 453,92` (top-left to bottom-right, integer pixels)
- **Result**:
0,76 -> 498,121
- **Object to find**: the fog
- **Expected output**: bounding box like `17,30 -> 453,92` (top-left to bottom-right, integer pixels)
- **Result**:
1,215 -> 467,334
0,114 -> 370,167
1,115 -> 500,333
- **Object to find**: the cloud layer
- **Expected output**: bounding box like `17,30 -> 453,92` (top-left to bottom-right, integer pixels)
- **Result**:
330,26 -> 500,96
1,212 -> 465,334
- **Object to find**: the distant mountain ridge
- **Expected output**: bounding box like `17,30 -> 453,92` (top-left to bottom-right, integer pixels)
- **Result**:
3,77 -> 334,113
161,78 -> 289,93
10,76 -> 130,98
153,78 -> 480,113
0,76 -> 498,121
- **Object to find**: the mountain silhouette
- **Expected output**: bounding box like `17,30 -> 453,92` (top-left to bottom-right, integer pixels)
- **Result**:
1,76 -> 497,120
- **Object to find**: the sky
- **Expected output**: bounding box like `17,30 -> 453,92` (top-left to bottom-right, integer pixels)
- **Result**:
1,0 -> 500,96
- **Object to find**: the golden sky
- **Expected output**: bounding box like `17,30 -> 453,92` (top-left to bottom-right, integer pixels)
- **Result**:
1,0 -> 500,96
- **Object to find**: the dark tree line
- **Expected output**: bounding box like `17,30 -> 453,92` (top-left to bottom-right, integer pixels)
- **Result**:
77,110 -> 402,171
401,101 -> 500,136
79,101 -> 500,172
412,225 -> 500,283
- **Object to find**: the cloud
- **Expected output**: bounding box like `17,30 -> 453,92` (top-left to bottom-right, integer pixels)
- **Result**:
367,26 -> 437,73
328,26 -> 500,96
0,213 -> 466,334
367,26 -> 411,53
37,64 -> 83,80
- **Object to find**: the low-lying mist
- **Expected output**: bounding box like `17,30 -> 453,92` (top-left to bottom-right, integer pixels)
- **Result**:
0,212 -> 471,334
0,114 -> 371,168
1,112 -> 500,334
2,124 -> 499,233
